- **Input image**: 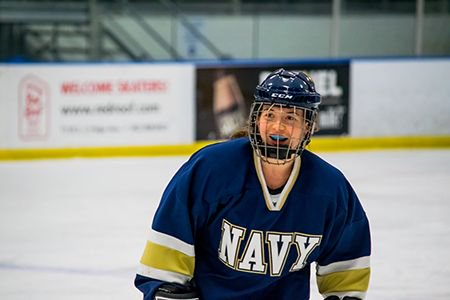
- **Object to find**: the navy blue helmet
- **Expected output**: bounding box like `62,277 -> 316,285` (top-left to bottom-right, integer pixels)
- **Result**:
254,68 -> 321,109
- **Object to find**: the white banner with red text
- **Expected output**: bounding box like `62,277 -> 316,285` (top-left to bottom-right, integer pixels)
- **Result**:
0,63 -> 195,149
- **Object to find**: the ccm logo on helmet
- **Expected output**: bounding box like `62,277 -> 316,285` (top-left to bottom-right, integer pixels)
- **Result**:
271,93 -> 293,99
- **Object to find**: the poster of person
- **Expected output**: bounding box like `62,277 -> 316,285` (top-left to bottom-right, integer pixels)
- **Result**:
195,62 -> 350,141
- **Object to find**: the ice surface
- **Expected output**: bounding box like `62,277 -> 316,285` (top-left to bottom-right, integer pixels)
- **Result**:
1,149 -> 449,299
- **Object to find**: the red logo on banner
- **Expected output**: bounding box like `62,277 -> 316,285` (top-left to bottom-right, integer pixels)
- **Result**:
18,75 -> 50,140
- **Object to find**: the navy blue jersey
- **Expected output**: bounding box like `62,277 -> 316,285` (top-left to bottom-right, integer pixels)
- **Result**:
135,138 -> 371,300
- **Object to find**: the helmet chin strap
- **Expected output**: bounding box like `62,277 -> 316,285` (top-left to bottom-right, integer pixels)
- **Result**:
256,131 -> 309,165
257,135 -> 309,165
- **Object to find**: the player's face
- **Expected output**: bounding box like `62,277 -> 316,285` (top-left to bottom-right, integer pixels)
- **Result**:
257,104 -> 306,149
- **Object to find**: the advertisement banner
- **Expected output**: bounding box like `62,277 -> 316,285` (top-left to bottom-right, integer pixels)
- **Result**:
0,63 -> 195,148
196,62 -> 350,140
351,59 -> 450,136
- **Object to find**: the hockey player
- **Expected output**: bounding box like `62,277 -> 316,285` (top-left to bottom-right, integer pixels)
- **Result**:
135,69 -> 371,300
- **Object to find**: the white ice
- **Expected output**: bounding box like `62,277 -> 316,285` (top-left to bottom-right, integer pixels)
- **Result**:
1,149 -> 450,300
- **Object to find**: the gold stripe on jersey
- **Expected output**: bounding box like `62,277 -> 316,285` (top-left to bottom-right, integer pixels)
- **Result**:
140,240 -> 195,277
253,153 -> 301,211
316,267 -> 371,295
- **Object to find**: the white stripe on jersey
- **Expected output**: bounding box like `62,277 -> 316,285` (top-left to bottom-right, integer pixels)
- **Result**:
137,263 -> 192,284
316,256 -> 370,275
148,228 -> 195,257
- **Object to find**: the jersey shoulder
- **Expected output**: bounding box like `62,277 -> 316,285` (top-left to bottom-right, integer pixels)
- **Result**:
300,150 -> 356,204
189,137 -> 252,168
180,138 -> 253,195
301,150 -> 366,216
302,150 -> 346,183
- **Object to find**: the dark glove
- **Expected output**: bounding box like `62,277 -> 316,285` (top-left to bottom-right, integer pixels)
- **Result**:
154,283 -> 199,300
325,297 -> 362,300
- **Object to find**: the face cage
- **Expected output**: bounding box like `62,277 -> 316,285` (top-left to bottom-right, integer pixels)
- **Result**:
248,102 -> 318,165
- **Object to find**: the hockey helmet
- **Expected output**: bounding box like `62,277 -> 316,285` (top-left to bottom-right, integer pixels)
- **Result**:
254,68 -> 321,109
248,68 -> 321,164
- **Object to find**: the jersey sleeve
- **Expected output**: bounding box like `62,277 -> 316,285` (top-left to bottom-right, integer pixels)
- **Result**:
135,155 -> 210,298
315,179 -> 371,300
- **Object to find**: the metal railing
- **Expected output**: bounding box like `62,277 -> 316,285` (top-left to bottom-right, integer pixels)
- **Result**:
0,0 -> 448,62
0,0 -> 230,61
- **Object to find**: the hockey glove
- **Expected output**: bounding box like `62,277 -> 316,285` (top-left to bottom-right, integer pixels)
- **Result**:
154,283 -> 199,300
324,297 -> 362,300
